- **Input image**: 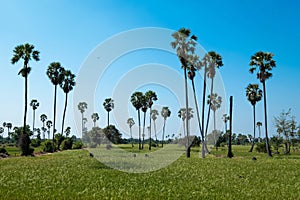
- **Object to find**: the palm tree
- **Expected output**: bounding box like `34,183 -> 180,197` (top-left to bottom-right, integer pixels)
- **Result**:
91,113 -> 100,128
151,109 -> 159,144
65,127 -> 71,137
131,91 -> 144,150
171,28 -> 197,158
246,84 -> 262,152
59,69 -> 76,135
40,114 -> 47,139
140,95 -> 147,150
256,121 -> 263,143
11,43 -> 40,155
0,127 -> 4,144
207,93 -> 222,147
46,120 -> 52,139
78,102 -> 88,137
145,90 -> 158,150
103,98 -> 114,127
178,108 -> 194,140
222,114 -> 230,134
47,62 -> 65,140
249,51 -> 276,157
3,122 -> 13,143
161,107 -> 171,148
30,99 -> 39,136
127,118 -> 135,148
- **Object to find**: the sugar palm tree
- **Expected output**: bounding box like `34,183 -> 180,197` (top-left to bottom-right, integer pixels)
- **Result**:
145,90 -> 158,150
103,98 -> 114,127
178,108 -> 193,139
46,120 -> 52,139
246,84 -> 262,152
3,122 -> 13,143
207,93 -> 222,147
40,114 -> 47,139
222,114 -> 230,134
47,62 -> 65,140
249,51 -> 276,157
65,127 -> 71,137
30,99 -> 39,136
151,109 -> 159,144
131,91 -> 144,150
78,102 -> 88,137
59,69 -> 76,135
11,43 -> 40,155
161,107 -> 171,148
171,28 -> 197,158
91,113 -> 99,128
256,121 -> 263,142
127,118 -> 135,148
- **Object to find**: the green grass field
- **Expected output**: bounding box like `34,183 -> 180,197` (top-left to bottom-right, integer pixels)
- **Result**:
0,145 -> 299,199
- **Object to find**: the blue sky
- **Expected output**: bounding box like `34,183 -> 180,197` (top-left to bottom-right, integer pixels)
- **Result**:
0,0 -> 299,139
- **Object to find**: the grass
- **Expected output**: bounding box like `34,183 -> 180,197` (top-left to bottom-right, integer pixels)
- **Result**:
0,145 -> 299,199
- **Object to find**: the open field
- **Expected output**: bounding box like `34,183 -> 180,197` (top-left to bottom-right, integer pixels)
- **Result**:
0,145 -> 299,199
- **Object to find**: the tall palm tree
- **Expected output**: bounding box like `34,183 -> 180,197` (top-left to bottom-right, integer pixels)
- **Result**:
151,109 -> 159,144
222,114 -> 230,134
131,91 -> 143,150
91,113 -> 100,128
65,127 -> 71,137
46,120 -> 52,139
47,62 -> 65,140
30,99 -> 39,136
246,84 -> 262,152
161,107 -> 171,148
171,28 -> 197,158
127,118 -> 135,148
249,51 -> 276,157
3,122 -> 13,143
59,69 -> 76,135
256,121 -> 262,143
140,95 -> 147,149
40,114 -> 47,139
78,102 -> 88,137
145,90 -> 158,150
11,43 -> 40,155
103,98 -> 114,127
207,93 -> 222,147
178,108 -> 194,139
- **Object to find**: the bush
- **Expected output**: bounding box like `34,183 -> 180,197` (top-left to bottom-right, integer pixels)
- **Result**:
61,139 -> 73,150
72,141 -> 83,149
255,142 -> 267,153
42,140 -> 56,153
31,138 -> 41,147
0,147 -> 8,154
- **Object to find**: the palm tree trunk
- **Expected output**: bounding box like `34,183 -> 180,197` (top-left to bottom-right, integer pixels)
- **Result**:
138,110 -> 141,150
191,79 -> 205,158
154,119 -> 158,143
23,75 -> 28,134
61,93 -> 68,136
205,77 -> 214,143
107,111 -> 110,127
53,85 -> 57,141
249,105 -> 256,152
258,126 -> 261,143
130,126 -> 134,148
213,110 -> 217,149
184,66 -> 190,158
81,112 -> 84,137
32,109 -> 35,136
162,119 -> 166,148
227,96 -> 233,158
262,81 -> 272,157
43,122 -> 45,139
149,107 -> 152,150
201,67 -> 209,154
142,111 -> 146,149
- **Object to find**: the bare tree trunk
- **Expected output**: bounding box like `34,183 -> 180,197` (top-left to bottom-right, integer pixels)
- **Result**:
201,66 -> 209,154
107,111 -> 110,127
262,81 -> 272,157
130,126 -> 134,148
53,85 -> 57,142
184,66 -> 190,158
138,110 -> 141,150
32,109 -> 35,136
249,105 -> 256,152
162,119 -> 166,148
142,111 -> 146,149
61,93 -> 68,136
149,107 -> 152,150
227,96 -> 233,158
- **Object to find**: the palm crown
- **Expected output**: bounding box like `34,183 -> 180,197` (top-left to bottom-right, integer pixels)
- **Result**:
47,62 -> 65,85
60,70 -> 76,93
207,93 -> 222,111
246,84 -> 262,106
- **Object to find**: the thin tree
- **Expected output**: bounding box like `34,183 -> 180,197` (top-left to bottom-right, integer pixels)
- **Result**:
78,102 -> 88,137
227,96 -> 234,158
207,93 -> 222,147
103,98 -> 114,127
46,120 -> 52,139
246,84 -> 262,152
151,109 -> 159,144
11,43 -> 40,155
171,28 -> 197,158
40,114 -> 47,139
30,99 -> 39,136
59,69 -> 76,135
130,92 -> 143,150
47,62 -> 64,140
178,108 -> 193,138
256,122 -> 262,143
161,107 -> 171,148
127,118 -> 135,148
145,90 -> 158,150
141,94 -> 147,149
249,51 -> 276,157
91,113 -> 100,128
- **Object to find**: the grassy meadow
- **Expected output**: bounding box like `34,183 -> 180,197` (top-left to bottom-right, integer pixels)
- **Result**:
0,145 -> 299,199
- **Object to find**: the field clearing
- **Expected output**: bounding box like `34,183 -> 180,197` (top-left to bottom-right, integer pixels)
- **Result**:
0,145 -> 299,199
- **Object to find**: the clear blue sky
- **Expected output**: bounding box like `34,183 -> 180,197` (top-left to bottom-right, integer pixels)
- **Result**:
0,0 -> 299,139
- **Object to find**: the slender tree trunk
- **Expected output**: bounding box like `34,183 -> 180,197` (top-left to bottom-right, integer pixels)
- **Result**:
61,93 -> 68,136
94,121 -> 96,128
191,79 -> 205,158
43,122 -> 45,139
130,126 -> 134,148
149,107 -> 152,150
201,67 -> 209,154
142,111 -> 146,149
23,75 -> 28,134
184,66 -> 190,158
162,119 -> 166,148
107,111 -> 110,127
249,105 -> 256,152
33,109 -> 35,136
205,77 -> 214,144
153,119 -> 158,144
258,126 -> 261,143
81,112 -> 84,137
138,110 -> 141,150
53,85 -> 57,141
213,110 -> 218,150
262,81 -> 272,157
227,96 -> 233,158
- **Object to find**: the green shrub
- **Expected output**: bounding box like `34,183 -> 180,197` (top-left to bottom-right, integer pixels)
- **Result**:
42,140 -> 56,153
255,142 -> 267,153
61,139 -> 73,150
72,141 -> 83,149
0,147 -> 8,154
31,138 -> 41,147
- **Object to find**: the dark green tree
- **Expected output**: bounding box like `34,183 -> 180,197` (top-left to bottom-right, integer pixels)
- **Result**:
103,98 -> 114,127
131,91 -> 144,150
